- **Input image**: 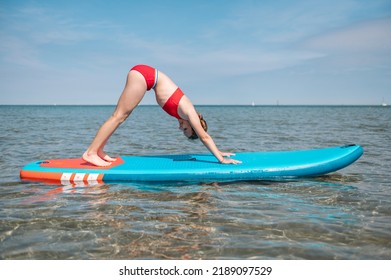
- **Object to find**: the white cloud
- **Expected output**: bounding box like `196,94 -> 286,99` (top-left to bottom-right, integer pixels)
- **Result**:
185,49 -> 324,77
304,17 -> 391,52
0,35 -> 46,69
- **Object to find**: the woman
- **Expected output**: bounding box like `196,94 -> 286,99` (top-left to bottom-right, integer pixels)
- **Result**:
83,64 -> 241,166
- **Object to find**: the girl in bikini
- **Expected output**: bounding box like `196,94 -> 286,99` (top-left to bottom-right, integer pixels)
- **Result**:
82,64 -> 241,166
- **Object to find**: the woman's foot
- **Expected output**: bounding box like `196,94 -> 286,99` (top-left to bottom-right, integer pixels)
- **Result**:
82,151 -> 112,167
98,151 -> 117,162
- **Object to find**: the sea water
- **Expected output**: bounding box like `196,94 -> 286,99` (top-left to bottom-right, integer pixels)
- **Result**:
0,105 -> 390,259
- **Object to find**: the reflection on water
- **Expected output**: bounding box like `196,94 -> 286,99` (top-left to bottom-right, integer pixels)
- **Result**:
2,175 -> 390,260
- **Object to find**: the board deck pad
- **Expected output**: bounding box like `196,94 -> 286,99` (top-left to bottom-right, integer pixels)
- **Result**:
20,145 -> 363,184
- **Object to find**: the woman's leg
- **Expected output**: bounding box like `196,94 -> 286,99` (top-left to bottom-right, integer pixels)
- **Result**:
83,70 -> 147,166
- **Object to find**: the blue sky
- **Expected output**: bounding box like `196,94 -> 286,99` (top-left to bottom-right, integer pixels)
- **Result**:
1,0 -> 390,105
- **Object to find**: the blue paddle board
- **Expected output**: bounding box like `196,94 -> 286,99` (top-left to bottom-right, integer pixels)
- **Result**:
20,144 -> 363,184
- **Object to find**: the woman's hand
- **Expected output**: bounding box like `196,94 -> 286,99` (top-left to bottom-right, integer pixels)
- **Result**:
220,157 -> 242,164
219,152 -> 242,164
220,151 -> 236,157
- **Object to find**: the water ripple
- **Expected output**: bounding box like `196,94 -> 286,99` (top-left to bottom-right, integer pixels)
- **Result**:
1,105 -> 390,259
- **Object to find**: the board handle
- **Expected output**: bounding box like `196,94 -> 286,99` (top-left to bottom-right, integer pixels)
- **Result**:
173,157 -> 196,161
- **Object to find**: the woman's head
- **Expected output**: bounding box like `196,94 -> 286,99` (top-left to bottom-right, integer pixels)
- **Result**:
178,112 -> 208,140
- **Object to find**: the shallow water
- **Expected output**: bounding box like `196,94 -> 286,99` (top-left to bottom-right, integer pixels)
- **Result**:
0,105 -> 390,259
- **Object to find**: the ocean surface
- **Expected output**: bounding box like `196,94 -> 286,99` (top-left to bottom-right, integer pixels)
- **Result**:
0,105 -> 390,260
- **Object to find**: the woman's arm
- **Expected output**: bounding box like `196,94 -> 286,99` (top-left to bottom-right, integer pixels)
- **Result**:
185,104 -> 241,164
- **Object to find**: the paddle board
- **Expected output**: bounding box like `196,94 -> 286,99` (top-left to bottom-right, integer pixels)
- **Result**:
20,144 -> 363,184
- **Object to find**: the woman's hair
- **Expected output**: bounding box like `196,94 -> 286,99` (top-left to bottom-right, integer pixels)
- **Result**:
189,112 -> 208,140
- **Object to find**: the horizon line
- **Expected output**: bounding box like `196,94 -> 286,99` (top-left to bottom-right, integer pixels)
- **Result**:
0,103 -> 388,107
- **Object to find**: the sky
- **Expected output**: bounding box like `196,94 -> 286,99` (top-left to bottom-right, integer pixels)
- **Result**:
0,0 -> 390,105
